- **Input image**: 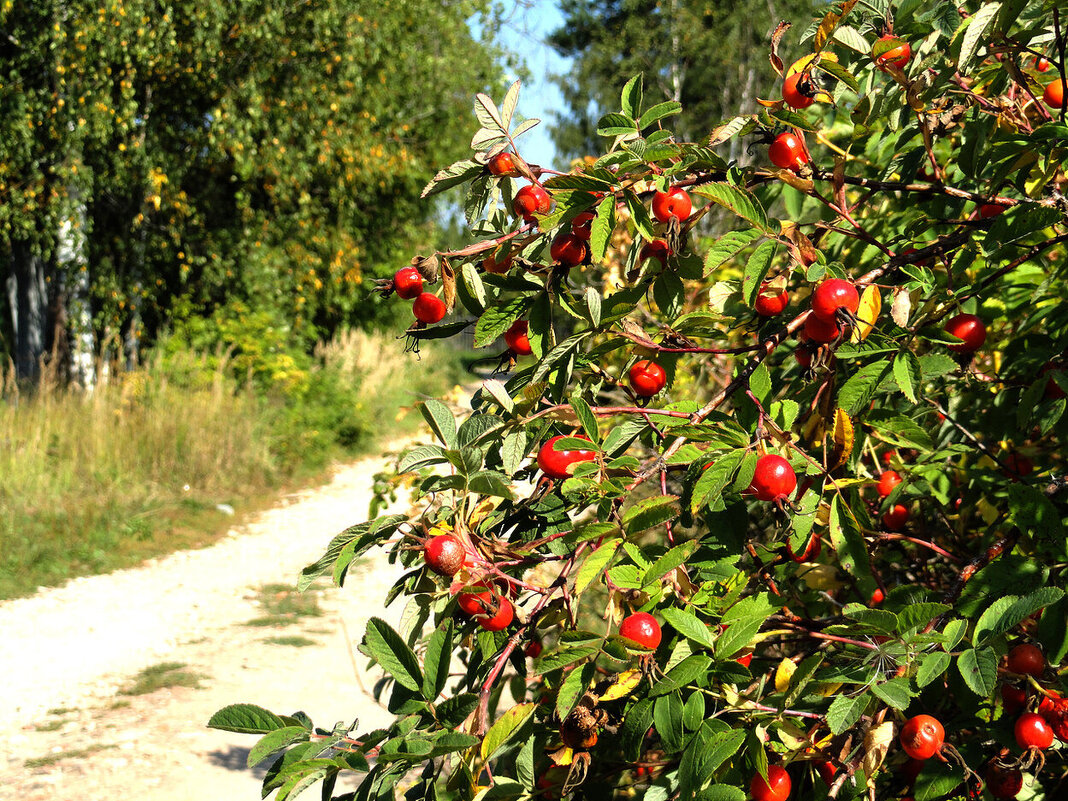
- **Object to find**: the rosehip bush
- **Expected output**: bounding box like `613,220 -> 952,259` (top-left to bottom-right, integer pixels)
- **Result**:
212,3 -> 1068,800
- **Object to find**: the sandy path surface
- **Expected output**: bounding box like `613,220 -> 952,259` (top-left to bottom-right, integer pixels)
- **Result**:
0,444 -> 422,801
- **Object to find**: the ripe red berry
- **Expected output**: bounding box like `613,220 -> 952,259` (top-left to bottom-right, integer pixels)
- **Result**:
882,504 -> 909,531
413,292 -> 447,324
769,132 -> 810,171
1036,56 -> 1050,72
424,534 -> 465,576
795,345 -> 813,368
457,585 -> 493,616
985,763 -> 1024,799
571,211 -> 595,240
639,239 -> 673,264
979,202 -> 1007,218
749,765 -> 791,801
482,250 -> 513,274
393,266 -> 424,300
560,721 -> 598,750
1015,712 -> 1055,750
1043,362 -> 1066,399
524,639 -> 543,658
504,320 -> 532,356
803,313 -> 842,344
651,186 -> 692,223
870,588 -> 885,606
1040,696 -> 1068,741
901,758 -> 924,786
944,313 -> 986,354
477,595 -> 514,631
550,232 -> 588,267
748,454 -> 797,502
537,434 -> 596,480
873,34 -> 911,70
899,715 -> 945,760
619,612 -> 662,649
876,470 -> 902,498
488,152 -> 519,177
811,279 -> 860,322
816,761 -> 837,786
735,652 -> 754,668
629,360 -> 666,397
755,284 -> 789,316
1044,78 -> 1065,110
782,72 -> 815,109
513,184 -> 552,221
1007,643 -> 1045,676
1002,684 -> 1028,714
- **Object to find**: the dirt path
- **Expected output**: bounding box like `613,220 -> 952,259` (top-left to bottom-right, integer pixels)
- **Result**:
0,443 -> 423,801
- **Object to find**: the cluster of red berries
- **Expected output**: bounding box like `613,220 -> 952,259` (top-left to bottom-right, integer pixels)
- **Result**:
423,532 -> 517,633
391,266 -> 447,325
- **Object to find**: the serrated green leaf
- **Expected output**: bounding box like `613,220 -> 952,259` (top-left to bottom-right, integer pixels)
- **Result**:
481,703 -> 536,762
362,618 -> 423,693
661,607 -> 716,649
574,538 -> 622,595
893,352 -> 922,403
827,693 -> 868,734
556,663 -> 597,721
957,647 -> 998,696
704,229 -> 761,276
642,539 -> 698,587
917,651 -> 951,688
420,399 -> 458,449
870,676 -> 913,710
247,726 -> 310,768
692,183 -> 770,233
625,495 -> 680,535
423,620 -> 453,700
208,704 -> 289,735
571,395 -> 600,443
742,240 -> 777,307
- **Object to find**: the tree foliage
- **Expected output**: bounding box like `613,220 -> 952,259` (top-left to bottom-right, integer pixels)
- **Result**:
214,1 -> 1068,800
0,0 -> 502,376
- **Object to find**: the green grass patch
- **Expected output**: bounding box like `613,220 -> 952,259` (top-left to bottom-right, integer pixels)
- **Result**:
118,661 -> 206,696
25,743 -> 116,770
263,635 -> 318,647
245,583 -> 324,627
0,331 -> 468,600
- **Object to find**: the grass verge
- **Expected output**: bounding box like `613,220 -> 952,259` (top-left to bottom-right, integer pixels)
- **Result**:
118,661 -> 206,696
0,329 -> 468,600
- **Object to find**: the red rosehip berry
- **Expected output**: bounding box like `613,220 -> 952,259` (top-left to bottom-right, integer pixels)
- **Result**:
1043,362 -> 1066,399
1001,684 -> 1028,714
537,435 -> 596,480
1044,78 -> 1065,110
456,585 -> 493,616
873,34 -> 911,71
899,715 -> 945,760
782,72 -> 816,109
870,588 -> 885,606
1003,452 -> 1033,479
513,184 -> 552,221
803,313 -> 842,344
424,534 -> 465,576
986,763 -> 1024,799
816,761 -> 837,786
787,533 -> 822,562
882,504 -> 909,531
488,151 -> 520,177
769,132 -> 810,171
755,284 -> 789,316
1007,643 -> 1045,676
525,639 -> 543,658
735,652 -> 754,668
651,186 -> 692,223
749,765 -> 791,801
1015,712 -> 1055,750
944,313 -> 986,354
550,232 -> 588,267
748,454 -> 797,502
639,239 -> 673,265
979,202 -> 1007,218
619,612 -> 661,649
504,320 -> 532,356
571,211 -> 595,240
482,250 -> 513,274
811,278 -> 860,322
629,360 -> 667,397
477,595 -> 514,631
1036,56 -> 1050,72
876,470 -> 901,498
393,266 -> 424,300
413,292 -> 447,324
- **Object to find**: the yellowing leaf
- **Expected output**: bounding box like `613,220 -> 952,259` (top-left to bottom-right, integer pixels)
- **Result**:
890,287 -> 911,327
814,0 -> 858,51
599,669 -> 643,702
785,52 -> 840,78
774,658 -> 796,692
831,407 -> 854,469
861,721 -> 895,783
801,562 -> 846,591
481,703 -> 536,761
850,285 -> 881,342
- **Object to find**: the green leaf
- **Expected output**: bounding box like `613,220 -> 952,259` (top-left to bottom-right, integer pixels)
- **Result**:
957,647 -> 998,697
838,359 -> 893,416
361,618 -> 424,693
638,100 -> 683,129
649,654 -> 712,697
621,74 -> 643,118
586,286 -> 602,327
692,183 -> 770,233
1008,484 -> 1063,540
621,698 -> 654,760
481,703 -> 537,762
208,704 -> 289,735
423,620 -> 453,700
828,495 -> 873,580
690,450 -> 745,512
816,58 -> 860,92
556,663 -> 597,720
703,229 -> 761,276
893,352 -> 922,403
574,538 -> 622,595
742,240 -> 777,307
977,588 -> 1064,644
662,607 -> 717,649
623,189 -> 656,241
398,444 -> 449,474
597,112 -> 638,137
590,194 -> 616,261
420,400 -> 458,449
474,298 -> 526,349
535,638 -> 604,673
274,759 -> 336,801
570,395 -> 601,443
958,2 -> 1001,73
827,693 -> 868,734
897,603 -> 951,634
642,540 -> 698,587
247,727 -> 310,768
870,677 -> 913,710
467,470 -> 515,499
696,787 -> 746,801
624,495 -> 681,535
917,651 -> 951,688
